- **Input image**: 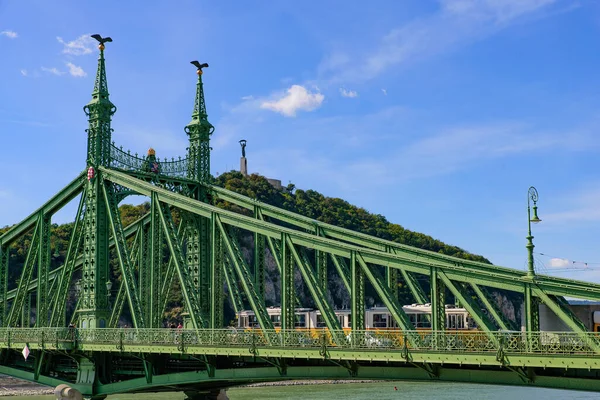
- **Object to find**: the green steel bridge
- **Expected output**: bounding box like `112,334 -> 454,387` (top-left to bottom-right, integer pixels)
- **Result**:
1,36 -> 600,399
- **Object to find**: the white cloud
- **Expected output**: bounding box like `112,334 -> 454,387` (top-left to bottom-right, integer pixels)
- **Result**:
339,88 -> 358,98
66,62 -> 86,77
241,95 -> 254,101
548,258 -> 570,268
381,89 -> 387,96
0,30 -> 18,39
41,67 -> 64,76
260,85 -> 324,117
57,34 -> 95,56
319,0 -> 559,83
20,69 -> 27,77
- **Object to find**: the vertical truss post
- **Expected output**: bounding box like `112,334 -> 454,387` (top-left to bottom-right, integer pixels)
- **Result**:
281,234 -> 295,331
138,216 -> 149,324
22,293 -> 32,327
253,207 -> 265,304
385,246 -> 398,301
210,212 -> 224,328
36,212 -> 51,327
430,267 -> 445,332
524,283 -> 539,351
315,227 -> 327,295
350,251 -> 365,331
0,245 -> 8,326
150,193 -> 163,328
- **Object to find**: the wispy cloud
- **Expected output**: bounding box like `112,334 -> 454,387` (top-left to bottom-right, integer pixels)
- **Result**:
260,85 -> 324,117
0,30 -> 18,39
41,67 -> 64,76
20,69 -> 27,77
66,62 -> 86,77
339,88 -> 358,98
543,186 -> 600,224
381,89 -> 387,96
319,0 -> 559,84
57,34 -> 95,56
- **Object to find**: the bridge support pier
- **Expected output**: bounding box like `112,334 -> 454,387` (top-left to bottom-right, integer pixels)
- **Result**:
184,389 -> 228,400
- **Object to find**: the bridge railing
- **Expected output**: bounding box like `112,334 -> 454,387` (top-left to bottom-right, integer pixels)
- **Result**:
109,143 -> 188,178
0,328 -> 598,356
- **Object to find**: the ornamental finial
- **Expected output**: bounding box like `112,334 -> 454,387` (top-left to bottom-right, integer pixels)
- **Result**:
191,61 -> 209,75
91,34 -> 113,51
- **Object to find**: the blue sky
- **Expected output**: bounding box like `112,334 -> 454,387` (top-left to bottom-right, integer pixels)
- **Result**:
2,0 -> 600,282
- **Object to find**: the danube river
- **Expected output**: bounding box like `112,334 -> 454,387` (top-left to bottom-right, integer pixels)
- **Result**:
10,382 -> 599,400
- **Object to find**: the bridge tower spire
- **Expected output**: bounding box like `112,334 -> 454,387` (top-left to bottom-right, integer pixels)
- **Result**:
185,61 -> 214,182
79,34 -> 115,329
183,62 -> 214,327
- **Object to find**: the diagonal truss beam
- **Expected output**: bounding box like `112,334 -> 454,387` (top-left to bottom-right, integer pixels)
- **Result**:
155,198 -> 204,329
101,167 -> 600,302
7,220 -> 40,327
0,172 -> 85,246
470,283 -> 516,331
438,271 -> 496,335
102,182 -> 146,328
285,235 -> 343,342
216,216 -> 273,332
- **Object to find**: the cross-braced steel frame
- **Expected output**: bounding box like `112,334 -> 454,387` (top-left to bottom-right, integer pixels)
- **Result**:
1,37 -> 600,399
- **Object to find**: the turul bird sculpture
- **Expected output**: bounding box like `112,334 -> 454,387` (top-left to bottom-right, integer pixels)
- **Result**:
91,34 -> 113,44
191,61 -> 209,70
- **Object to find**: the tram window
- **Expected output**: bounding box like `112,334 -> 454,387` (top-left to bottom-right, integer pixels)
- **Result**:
338,315 -> 345,327
417,314 -> 430,328
240,316 -> 247,328
248,315 -> 259,328
348,314 -> 352,326
373,313 -> 388,328
316,315 -> 327,328
270,315 -> 281,327
295,314 -> 307,328
408,314 -> 417,326
596,325 -> 600,333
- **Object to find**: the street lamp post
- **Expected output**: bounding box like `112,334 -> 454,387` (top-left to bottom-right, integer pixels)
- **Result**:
526,186 -> 542,278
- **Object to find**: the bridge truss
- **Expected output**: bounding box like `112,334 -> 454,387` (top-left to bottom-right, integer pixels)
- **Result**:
1,37 -> 600,399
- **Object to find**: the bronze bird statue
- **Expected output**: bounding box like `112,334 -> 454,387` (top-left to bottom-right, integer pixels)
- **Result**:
91,34 -> 113,44
191,61 -> 209,70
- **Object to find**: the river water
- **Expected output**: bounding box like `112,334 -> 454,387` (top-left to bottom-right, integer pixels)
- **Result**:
10,382 -> 599,400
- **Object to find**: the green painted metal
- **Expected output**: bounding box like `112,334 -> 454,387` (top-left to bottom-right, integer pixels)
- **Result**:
350,251 -> 365,331
36,213 -> 51,327
0,245 -> 8,326
285,236 -> 343,342
438,272 -> 496,337
7,220 -> 40,327
470,283 -> 516,331
217,217 -> 273,331
210,213 -> 224,329
103,182 -> 145,328
254,208 -> 266,303
5,39 -> 600,397
281,234 -> 295,331
150,193 -> 163,328
103,167 -> 600,301
155,199 -> 204,329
